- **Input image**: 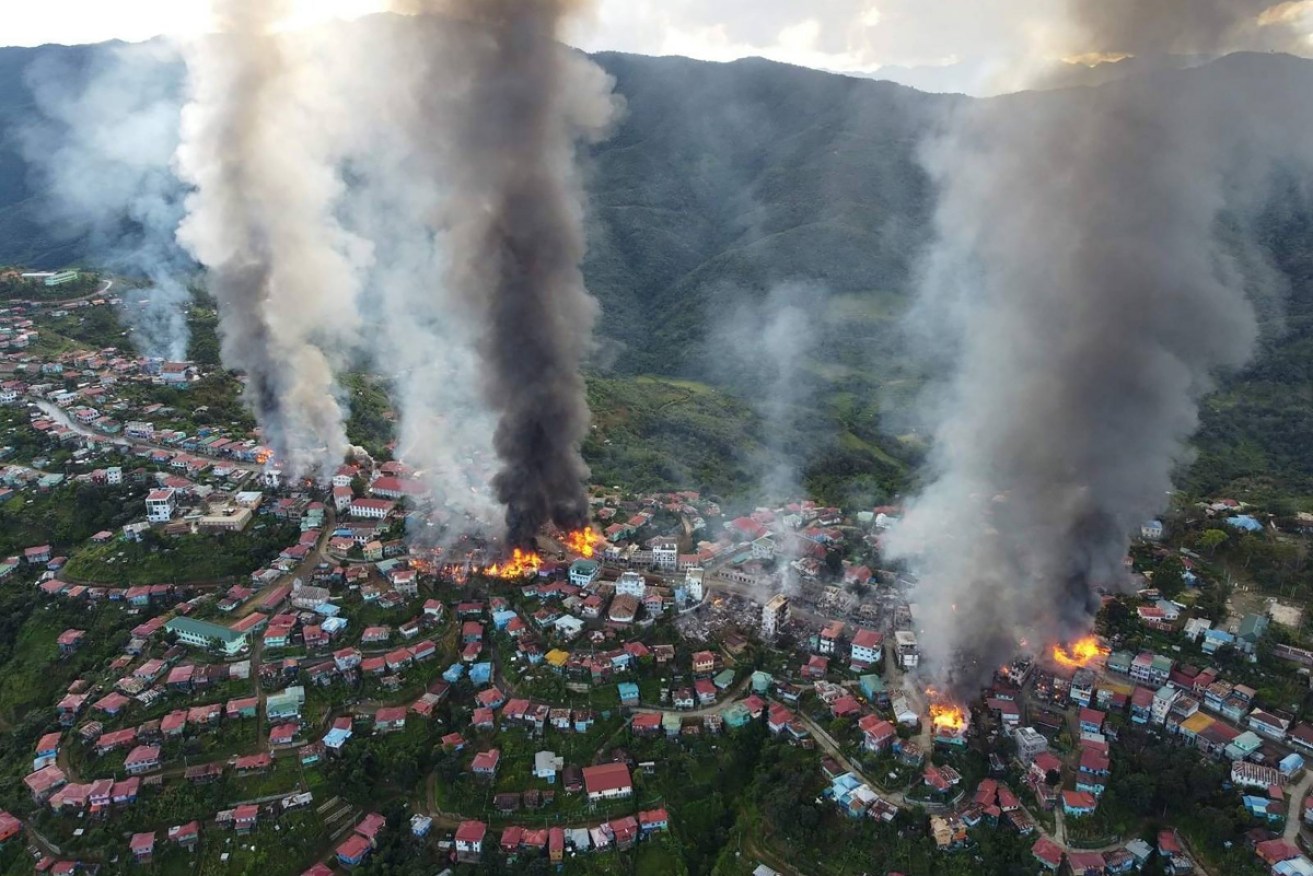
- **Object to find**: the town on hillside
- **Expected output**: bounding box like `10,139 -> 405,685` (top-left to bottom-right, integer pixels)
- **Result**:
6,284 -> 1313,876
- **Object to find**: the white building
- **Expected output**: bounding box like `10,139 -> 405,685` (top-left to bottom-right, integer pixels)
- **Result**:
1013,726 -> 1048,763
146,488 -> 176,523
751,536 -> 776,560
615,571 -> 646,599
850,628 -> 884,666
262,469 -> 283,489
569,559 -> 601,588
894,630 -> 919,670
1151,685 -> 1179,725
651,537 -> 678,571
762,594 -> 789,639
1183,617 -> 1212,642
349,498 -> 394,519
105,466 -> 122,485
684,568 -> 704,603
533,750 -> 564,782
1141,520 -> 1165,540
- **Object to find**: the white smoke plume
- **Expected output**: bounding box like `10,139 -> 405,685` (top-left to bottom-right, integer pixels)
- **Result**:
886,3 -> 1313,696
711,282 -> 823,505
173,0 -> 370,480
19,41 -> 192,361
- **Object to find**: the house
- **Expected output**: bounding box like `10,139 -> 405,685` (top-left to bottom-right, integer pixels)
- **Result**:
692,650 -> 717,674
233,803 -> 260,833
56,629 -> 85,655
583,762 -> 633,803
455,820 -> 486,864
167,821 -> 200,848
471,749 -> 501,779
858,715 -> 896,753
269,724 -> 299,747
124,745 -> 161,775
850,628 -> 884,666
534,751 -> 564,782
1062,789 -> 1098,817
1249,708 -> 1292,741
639,808 -> 669,833
130,832 -> 156,863
374,706 -> 407,733
145,488 -> 175,522
336,834 -> 371,868
1032,837 -> 1064,871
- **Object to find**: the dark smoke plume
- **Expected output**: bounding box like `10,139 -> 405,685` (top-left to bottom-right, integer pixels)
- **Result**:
886,2 -> 1313,695
394,1 -> 620,547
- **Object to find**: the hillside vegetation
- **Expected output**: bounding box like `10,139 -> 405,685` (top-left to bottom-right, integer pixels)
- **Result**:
0,42 -> 1312,503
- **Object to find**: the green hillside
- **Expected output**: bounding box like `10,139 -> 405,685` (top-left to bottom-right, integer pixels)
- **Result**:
1,41 -> 1312,503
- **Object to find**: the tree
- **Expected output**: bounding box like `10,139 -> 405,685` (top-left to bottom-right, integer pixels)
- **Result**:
1154,557 -> 1186,599
1198,528 -> 1228,557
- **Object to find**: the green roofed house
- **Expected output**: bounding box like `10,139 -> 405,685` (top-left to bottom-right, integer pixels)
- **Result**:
713,669 -> 736,690
266,686 -> 306,722
751,671 -> 773,694
1236,614 -> 1270,656
165,617 -> 249,656
569,559 -> 601,588
723,703 -> 752,729
860,674 -> 888,707
1106,651 -> 1133,675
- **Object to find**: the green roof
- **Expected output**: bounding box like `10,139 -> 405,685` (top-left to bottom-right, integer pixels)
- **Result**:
165,616 -> 247,645
570,559 -> 600,573
714,669 -> 736,687
859,673 -> 886,692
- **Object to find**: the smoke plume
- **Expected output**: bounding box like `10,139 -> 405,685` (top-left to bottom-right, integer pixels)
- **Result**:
886,2 -> 1313,694
173,1 -> 369,480
711,282 -> 823,505
19,42 -> 192,361
387,1 -> 621,547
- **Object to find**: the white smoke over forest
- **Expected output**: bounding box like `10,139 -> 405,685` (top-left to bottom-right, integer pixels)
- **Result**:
19,42 -> 192,361
886,1 -> 1313,696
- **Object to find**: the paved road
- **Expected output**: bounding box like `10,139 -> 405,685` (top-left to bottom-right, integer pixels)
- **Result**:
1285,768 -> 1313,843
30,397 -> 264,474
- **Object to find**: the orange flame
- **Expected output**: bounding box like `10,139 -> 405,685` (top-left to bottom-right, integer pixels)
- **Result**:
565,527 -> 600,558
1051,635 -> 1109,669
929,702 -> 967,734
483,548 -> 542,579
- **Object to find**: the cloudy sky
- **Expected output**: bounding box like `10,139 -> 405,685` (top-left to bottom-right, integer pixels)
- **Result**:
5,0 -> 1313,95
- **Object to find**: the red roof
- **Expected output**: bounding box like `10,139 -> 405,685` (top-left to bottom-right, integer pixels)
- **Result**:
851,628 -> 883,649
1066,851 -> 1105,873
582,762 -> 632,796
1062,790 -> 1097,811
471,750 -> 501,771
455,820 -> 486,843
336,834 -> 371,861
130,832 -> 155,853
1031,837 -> 1063,867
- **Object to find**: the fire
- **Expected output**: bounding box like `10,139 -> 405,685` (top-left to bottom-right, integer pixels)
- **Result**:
929,702 -> 968,734
1051,635 -> 1109,669
483,548 -> 542,579
565,528 -> 600,558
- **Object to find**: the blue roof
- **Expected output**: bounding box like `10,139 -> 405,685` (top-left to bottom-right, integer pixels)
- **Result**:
1227,515 -> 1263,532
469,663 -> 493,685
442,663 -> 465,682
617,682 -> 639,698
323,728 -> 351,746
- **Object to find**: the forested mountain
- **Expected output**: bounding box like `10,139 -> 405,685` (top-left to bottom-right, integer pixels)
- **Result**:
0,37 -> 1311,504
